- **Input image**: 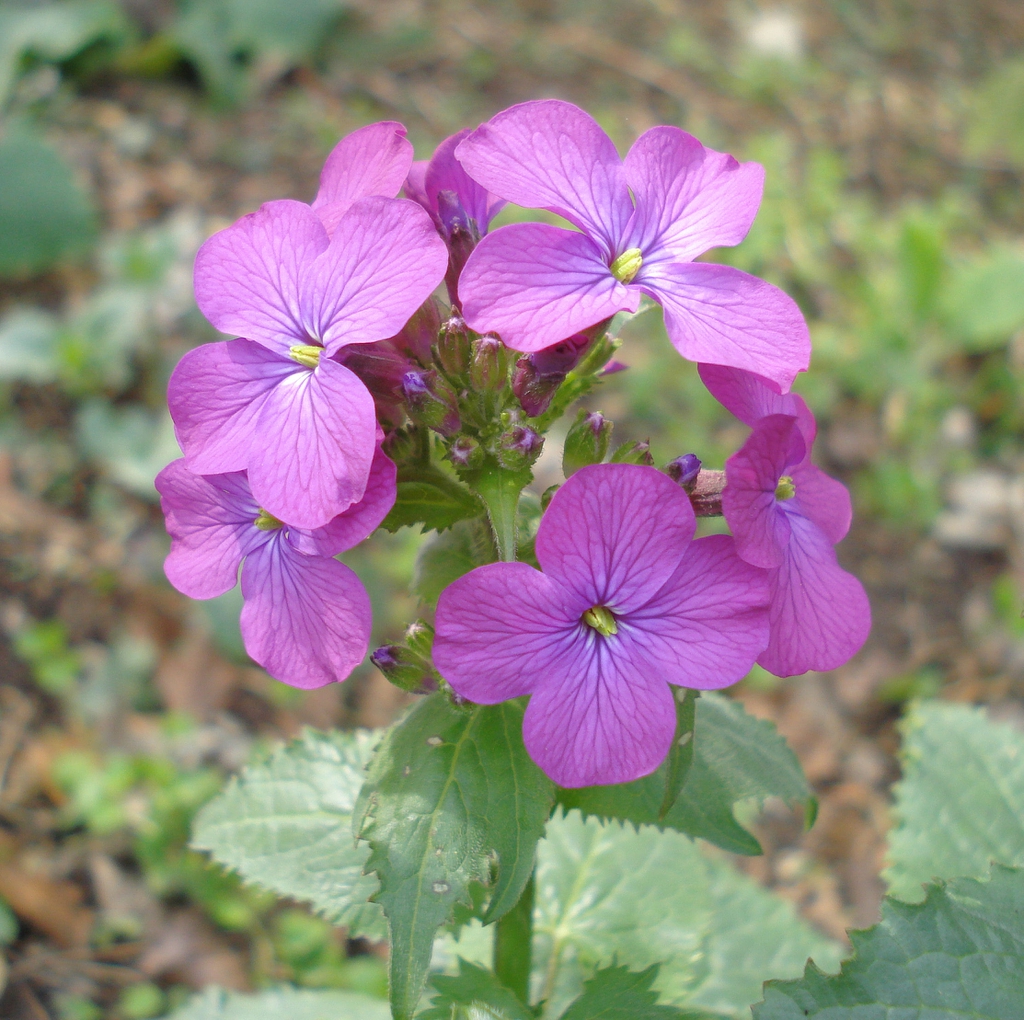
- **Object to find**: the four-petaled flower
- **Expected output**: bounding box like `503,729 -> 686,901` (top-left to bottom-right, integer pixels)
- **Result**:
156,446 -> 396,689
455,100 -> 810,391
703,364 -> 872,676
169,194 -> 447,529
433,464 -> 770,787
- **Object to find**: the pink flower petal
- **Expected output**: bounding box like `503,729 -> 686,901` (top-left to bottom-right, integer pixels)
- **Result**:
156,460 -> 263,600
404,160 -> 429,208
623,126 -> 764,261
424,129 -> 505,232
455,99 -> 633,255
758,514 -> 872,677
522,640 -> 677,788
312,121 -> 413,236
459,223 -> 636,352
433,562 -> 588,704
790,459 -> 852,545
194,199 -> 328,355
240,539 -> 372,689
248,356 -> 377,530
697,363 -> 817,446
306,196 -> 448,356
291,446 -> 397,556
723,414 -> 805,569
168,339 -> 296,475
535,464 -> 696,612
639,260 -> 810,392
623,534 -> 770,689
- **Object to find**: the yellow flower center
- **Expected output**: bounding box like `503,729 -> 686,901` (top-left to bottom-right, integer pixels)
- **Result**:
254,508 -> 284,531
609,248 -> 643,284
583,605 -> 618,637
775,475 -> 796,501
289,344 -> 322,368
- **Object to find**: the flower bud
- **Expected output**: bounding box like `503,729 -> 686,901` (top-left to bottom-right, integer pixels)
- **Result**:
404,619 -> 435,658
563,410 -> 612,477
469,337 -> 507,392
497,425 -> 544,470
541,484 -> 560,511
435,315 -> 474,379
512,357 -> 562,417
609,439 -> 654,465
402,369 -> 461,437
390,297 -> 442,366
666,453 -> 702,491
601,360 -> 628,376
447,435 -> 483,469
370,645 -> 435,692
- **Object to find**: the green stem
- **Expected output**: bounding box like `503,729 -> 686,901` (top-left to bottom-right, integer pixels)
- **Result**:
474,464 -> 525,562
493,872 -> 534,1004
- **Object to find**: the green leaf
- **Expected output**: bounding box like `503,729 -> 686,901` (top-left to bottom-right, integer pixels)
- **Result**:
754,866 -> 1024,1019
659,689 -> 697,821
0,123 -> 97,278
0,308 -> 60,383
944,246 -> 1024,350
559,964 -> 707,1020
0,1 -> 128,106
559,694 -> 811,855
413,518 -> 495,608
885,701 -> 1024,903
420,960 -> 534,1020
165,986 -> 390,1020
191,729 -> 386,941
381,464 -> 482,535
353,694 -> 554,1020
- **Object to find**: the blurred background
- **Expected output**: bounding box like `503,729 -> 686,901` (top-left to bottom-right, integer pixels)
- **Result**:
2,0 -> 1024,1016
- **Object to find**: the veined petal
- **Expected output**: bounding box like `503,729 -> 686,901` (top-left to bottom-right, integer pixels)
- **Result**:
723,414 -> 806,569
167,339 -> 297,475
194,199 -> 328,354
790,459 -> 852,545
240,538 -> 371,689
304,196 -> 448,355
758,514 -> 871,677
424,129 -> 505,233
624,534 -> 769,689
291,446 -> 397,556
535,464 -> 696,612
312,121 -> 413,236
698,363 -> 817,446
623,126 -> 764,261
459,223 -> 635,352
404,160 -> 429,209
522,637 -> 676,788
640,260 -> 810,393
433,562 -> 587,704
248,357 -> 377,530
156,460 -> 263,600
455,99 -> 633,254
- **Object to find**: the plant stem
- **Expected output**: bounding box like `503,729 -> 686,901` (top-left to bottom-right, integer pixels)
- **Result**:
493,872 -> 534,1004
474,463 -> 524,561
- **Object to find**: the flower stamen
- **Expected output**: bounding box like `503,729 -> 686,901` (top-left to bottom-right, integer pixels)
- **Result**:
289,344 -> 322,368
609,247 -> 643,284
254,508 -> 284,531
583,605 -> 618,637
775,475 -> 796,501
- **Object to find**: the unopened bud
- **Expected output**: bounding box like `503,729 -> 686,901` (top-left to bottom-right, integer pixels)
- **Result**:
541,484 -> 560,511
370,645 -> 435,692
402,370 -> 461,437
469,337 -> 507,392
390,298 -> 442,366
404,619 -> 435,658
497,425 -> 544,469
435,316 -> 473,379
512,357 -> 562,417
447,435 -> 483,469
601,360 -> 628,376
609,439 -> 654,465
563,410 -> 612,477
666,453 -> 702,491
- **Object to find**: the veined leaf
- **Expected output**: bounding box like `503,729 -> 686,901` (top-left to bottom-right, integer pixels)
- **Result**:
353,694 -> 554,1020
420,959 -> 534,1020
559,964 -> 709,1020
885,701 -> 1024,903
380,464 -> 482,534
559,694 -> 811,854
165,986 -> 389,1020
755,866 -> 1024,1019
413,518 -> 496,608
191,729 -> 386,941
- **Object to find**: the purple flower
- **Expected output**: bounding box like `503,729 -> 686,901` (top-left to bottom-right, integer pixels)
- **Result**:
454,100 -> 810,392
169,196 -> 447,529
709,365 -> 871,676
311,121 -> 414,236
155,446 -> 397,689
432,464 -> 770,788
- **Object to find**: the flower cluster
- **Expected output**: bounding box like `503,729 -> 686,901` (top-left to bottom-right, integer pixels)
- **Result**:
160,101 -> 869,784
